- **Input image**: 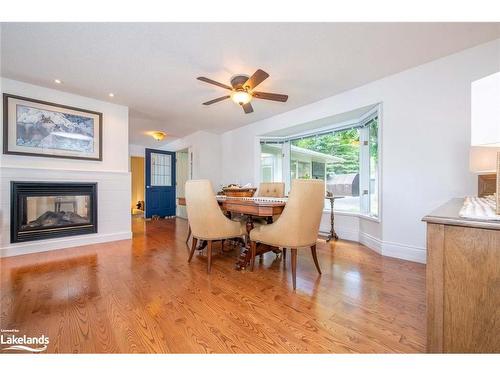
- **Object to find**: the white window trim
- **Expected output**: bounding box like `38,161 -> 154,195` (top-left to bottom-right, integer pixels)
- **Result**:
322,208 -> 381,223
257,103 -> 383,222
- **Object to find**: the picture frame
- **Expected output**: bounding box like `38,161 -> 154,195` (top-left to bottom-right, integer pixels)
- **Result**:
3,93 -> 103,161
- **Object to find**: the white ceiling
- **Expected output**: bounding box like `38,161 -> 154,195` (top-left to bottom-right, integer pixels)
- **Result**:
2,22 -> 500,147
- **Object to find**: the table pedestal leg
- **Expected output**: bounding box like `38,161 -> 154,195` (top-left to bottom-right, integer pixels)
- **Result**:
235,216 -> 254,270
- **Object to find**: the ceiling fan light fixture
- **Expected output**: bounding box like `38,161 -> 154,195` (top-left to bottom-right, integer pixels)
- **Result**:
197,69 -> 288,114
231,90 -> 252,105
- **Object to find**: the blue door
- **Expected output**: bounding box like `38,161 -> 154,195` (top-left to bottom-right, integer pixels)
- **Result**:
145,148 -> 176,218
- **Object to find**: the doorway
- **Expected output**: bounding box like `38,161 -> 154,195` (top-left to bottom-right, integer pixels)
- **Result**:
130,156 -> 145,217
145,148 -> 176,219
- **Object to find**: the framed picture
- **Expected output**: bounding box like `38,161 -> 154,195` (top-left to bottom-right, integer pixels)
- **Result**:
3,93 -> 102,161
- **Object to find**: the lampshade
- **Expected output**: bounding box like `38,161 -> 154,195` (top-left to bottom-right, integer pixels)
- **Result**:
470,146 -> 500,173
471,71 -> 500,147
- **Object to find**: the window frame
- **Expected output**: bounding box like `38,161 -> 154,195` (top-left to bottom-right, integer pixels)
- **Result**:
258,104 -> 382,222
150,152 -> 172,187
358,114 -> 380,219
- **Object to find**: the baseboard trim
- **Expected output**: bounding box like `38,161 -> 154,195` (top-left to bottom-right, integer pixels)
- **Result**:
382,240 -> 427,264
359,231 -> 383,254
323,229 -> 426,264
0,231 -> 132,258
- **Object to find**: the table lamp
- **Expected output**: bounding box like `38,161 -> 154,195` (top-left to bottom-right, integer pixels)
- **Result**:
471,71 -> 500,214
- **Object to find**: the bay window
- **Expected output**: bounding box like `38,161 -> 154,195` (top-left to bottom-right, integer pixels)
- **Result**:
259,108 -> 380,218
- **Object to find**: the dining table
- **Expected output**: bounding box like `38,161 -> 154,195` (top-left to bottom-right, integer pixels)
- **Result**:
178,195 -> 287,269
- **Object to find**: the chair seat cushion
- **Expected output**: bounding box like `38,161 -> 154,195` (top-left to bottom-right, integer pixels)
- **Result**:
196,220 -> 244,240
249,223 -> 315,248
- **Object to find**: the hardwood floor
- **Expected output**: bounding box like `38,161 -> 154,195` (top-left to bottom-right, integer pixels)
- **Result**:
0,218 -> 426,353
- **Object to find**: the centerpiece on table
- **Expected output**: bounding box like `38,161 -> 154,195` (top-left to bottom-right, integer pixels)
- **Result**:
220,183 -> 257,197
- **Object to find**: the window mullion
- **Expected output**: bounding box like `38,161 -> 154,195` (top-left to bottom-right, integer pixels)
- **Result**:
359,127 -> 370,214
282,141 -> 291,194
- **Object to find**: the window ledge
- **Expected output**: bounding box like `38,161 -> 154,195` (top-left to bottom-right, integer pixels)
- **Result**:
357,213 -> 381,223
323,209 -> 381,223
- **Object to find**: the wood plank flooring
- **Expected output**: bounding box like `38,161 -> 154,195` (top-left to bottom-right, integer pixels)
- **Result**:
0,218 -> 426,353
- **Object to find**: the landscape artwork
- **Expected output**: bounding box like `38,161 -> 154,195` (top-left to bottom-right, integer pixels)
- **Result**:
16,104 -> 95,153
3,94 -> 102,160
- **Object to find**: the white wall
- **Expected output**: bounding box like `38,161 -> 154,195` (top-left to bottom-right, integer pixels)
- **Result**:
129,143 -> 146,158
217,39 -> 500,263
176,151 -> 189,218
165,131 -> 222,190
1,79 -> 129,172
0,78 -> 132,257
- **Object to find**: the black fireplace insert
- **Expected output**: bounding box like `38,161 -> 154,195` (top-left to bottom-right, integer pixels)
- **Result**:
11,182 -> 98,243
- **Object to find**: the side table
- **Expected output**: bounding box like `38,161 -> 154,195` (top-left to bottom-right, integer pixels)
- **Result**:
325,196 -> 344,242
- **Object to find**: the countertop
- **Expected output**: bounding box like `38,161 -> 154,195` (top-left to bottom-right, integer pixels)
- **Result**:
422,198 -> 500,230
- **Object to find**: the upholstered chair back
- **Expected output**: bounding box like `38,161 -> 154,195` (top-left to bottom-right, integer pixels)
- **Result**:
185,180 -> 241,240
257,182 -> 285,198
277,179 -> 324,247
250,179 -> 325,248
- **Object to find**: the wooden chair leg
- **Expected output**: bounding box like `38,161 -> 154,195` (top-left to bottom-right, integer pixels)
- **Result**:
207,240 -> 213,273
291,248 -> 297,290
221,239 -> 225,253
188,237 -> 197,263
282,248 -> 287,261
185,224 -> 191,244
310,244 -> 322,274
250,241 -> 257,271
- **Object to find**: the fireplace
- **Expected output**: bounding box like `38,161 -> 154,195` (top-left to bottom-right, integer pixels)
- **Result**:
11,182 -> 97,243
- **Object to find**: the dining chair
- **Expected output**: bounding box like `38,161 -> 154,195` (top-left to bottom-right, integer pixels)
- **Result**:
249,179 -> 324,289
257,182 -> 285,198
185,179 -> 245,273
255,182 -> 286,225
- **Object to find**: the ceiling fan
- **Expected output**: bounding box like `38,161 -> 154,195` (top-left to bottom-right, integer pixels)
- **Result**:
197,69 -> 288,114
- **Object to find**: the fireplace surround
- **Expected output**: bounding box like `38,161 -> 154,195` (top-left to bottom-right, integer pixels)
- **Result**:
11,182 -> 97,243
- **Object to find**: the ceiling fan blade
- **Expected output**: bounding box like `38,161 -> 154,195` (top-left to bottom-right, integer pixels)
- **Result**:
252,91 -> 288,102
242,102 -> 254,114
243,69 -> 269,90
197,77 -> 232,90
202,95 -> 231,105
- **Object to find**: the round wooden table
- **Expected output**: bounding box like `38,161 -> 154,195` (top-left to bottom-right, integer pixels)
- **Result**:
218,197 -> 286,269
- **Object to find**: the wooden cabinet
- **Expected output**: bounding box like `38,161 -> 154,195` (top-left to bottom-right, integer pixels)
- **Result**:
423,199 -> 500,353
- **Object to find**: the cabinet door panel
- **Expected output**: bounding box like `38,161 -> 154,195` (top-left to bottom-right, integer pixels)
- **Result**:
443,226 -> 500,353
